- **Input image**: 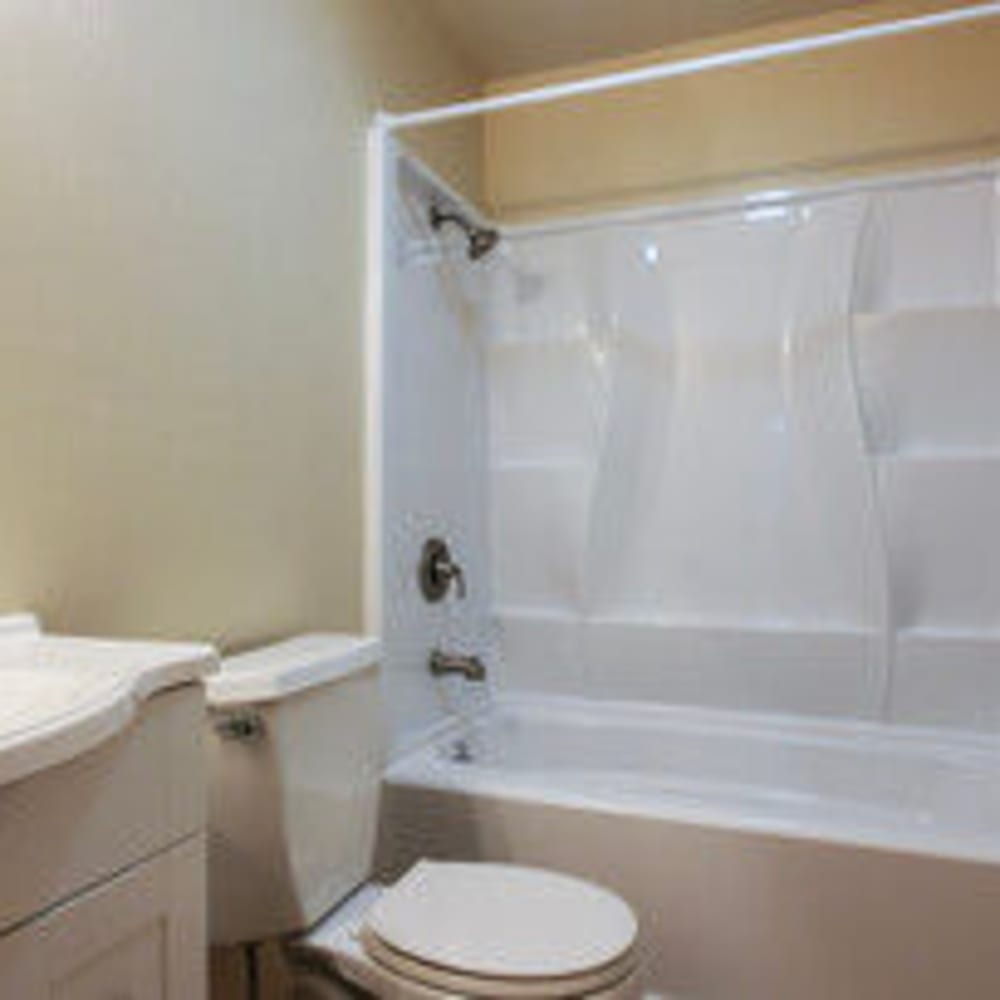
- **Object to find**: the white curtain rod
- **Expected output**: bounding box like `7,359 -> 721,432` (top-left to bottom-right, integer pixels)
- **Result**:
379,2 -> 1000,132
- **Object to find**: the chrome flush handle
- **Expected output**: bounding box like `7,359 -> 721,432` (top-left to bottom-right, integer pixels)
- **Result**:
213,711 -> 266,743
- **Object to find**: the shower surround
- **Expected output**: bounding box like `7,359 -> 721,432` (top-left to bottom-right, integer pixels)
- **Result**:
376,151 -> 1000,998
378,152 -> 1000,744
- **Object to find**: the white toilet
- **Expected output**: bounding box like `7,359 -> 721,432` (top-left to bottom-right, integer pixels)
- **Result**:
206,635 -> 641,999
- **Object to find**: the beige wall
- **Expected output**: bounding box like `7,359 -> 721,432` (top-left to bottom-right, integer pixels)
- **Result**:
484,0 -> 1000,221
0,0 -> 481,650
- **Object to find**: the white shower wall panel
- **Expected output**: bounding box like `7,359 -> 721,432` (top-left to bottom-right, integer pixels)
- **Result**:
489,198 -> 880,628
880,458 -> 1000,633
380,153 -> 494,750
379,157 -> 1000,736
854,177 -> 998,313
853,308 -> 1000,455
486,167 -> 1000,729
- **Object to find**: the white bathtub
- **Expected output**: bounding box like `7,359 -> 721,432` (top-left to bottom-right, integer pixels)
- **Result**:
378,695 -> 1000,1000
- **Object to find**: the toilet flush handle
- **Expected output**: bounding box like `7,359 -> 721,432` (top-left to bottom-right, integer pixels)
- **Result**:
213,711 -> 266,743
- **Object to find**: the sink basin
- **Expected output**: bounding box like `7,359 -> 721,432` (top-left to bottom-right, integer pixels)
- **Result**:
0,615 -> 216,786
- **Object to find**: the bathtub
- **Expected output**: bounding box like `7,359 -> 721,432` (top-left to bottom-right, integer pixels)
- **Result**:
378,695 -> 1000,1000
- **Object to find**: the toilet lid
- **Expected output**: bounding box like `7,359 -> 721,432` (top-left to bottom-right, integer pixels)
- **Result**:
363,862 -> 638,983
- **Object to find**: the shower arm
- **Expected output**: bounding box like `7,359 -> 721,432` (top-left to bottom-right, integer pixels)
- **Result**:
429,204 -> 470,236
429,203 -> 500,261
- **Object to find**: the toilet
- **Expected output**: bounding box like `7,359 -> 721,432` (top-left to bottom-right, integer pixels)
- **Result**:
206,635 -> 641,998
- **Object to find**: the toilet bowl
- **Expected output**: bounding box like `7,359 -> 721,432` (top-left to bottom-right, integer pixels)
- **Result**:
291,861 -> 640,999
206,636 -> 641,998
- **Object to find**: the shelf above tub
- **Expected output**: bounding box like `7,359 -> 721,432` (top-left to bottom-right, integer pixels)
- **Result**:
895,626 -> 1000,642
872,450 -> 1000,463
488,333 -> 596,351
491,457 -> 594,472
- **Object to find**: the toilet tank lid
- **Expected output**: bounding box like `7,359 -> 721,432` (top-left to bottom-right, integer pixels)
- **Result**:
206,633 -> 380,707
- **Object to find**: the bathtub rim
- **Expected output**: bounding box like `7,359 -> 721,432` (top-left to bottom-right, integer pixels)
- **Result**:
385,693 -> 1000,868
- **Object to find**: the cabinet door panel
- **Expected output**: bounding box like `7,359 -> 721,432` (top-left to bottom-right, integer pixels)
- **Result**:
0,837 -> 205,1000
0,688 -> 204,935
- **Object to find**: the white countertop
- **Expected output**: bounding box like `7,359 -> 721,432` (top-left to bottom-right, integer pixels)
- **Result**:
0,614 -> 217,787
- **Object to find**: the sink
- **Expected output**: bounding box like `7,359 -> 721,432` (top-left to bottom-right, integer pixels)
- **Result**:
0,668 -> 104,722
0,614 -> 216,997
0,614 -> 215,787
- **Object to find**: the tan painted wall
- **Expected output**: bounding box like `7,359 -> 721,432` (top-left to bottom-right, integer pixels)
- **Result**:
0,0 -> 481,649
484,1 -> 1000,221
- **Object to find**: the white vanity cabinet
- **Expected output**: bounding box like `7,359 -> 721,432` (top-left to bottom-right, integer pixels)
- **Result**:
0,835 -> 204,999
0,617 -> 215,1000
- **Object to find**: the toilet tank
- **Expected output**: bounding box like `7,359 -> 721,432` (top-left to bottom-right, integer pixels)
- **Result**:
206,635 -> 383,946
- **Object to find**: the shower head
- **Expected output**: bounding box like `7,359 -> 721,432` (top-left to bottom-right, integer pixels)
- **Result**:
429,203 -> 500,262
467,224 -> 501,261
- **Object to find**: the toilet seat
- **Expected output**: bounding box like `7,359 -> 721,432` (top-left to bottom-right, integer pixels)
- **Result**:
362,929 -> 637,998
292,862 -> 640,999
359,861 -> 639,998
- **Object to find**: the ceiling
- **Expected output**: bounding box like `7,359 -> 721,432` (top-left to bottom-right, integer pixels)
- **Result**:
422,0 -> 882,79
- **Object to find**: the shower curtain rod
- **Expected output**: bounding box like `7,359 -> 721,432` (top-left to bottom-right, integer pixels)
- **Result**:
379,2 -> 1000,132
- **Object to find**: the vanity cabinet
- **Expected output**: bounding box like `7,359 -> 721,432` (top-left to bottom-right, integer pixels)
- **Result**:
0,636 -> 213,1000
0,836 -> 204,999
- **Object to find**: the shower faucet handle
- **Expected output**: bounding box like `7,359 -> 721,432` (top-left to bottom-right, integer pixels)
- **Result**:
419,537 -> 466,602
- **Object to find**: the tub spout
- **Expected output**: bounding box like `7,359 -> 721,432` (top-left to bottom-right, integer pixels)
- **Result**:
429,649 -> 487,682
